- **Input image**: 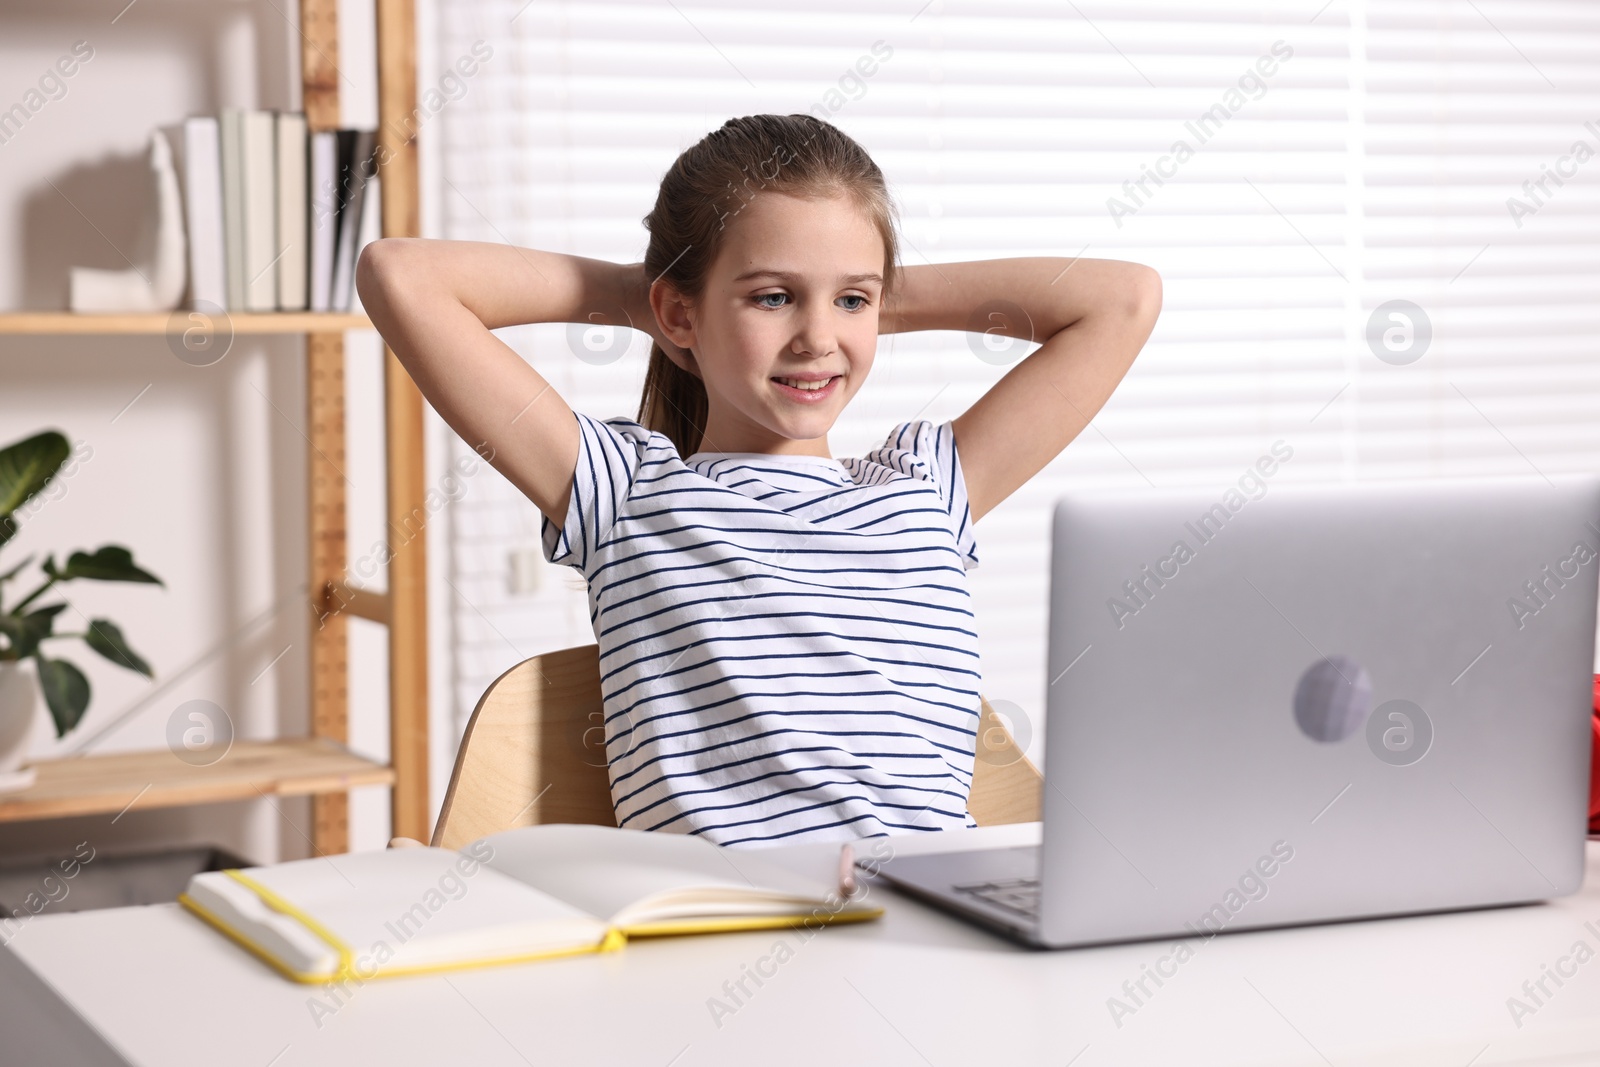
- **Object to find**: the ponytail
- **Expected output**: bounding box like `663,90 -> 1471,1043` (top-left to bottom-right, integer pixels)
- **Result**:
636,341 -> 709,458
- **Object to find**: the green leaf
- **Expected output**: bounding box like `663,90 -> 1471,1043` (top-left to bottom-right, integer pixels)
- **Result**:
54,546 -> 163,586
0,432 -> 70,548
0,431 -> 69,515
35,655 -> 90,737
0,613 -> 21,649
24,604 -> 67,626
83,618 -> 153,677
2,604 -> 66,661
19,601 -> 65,652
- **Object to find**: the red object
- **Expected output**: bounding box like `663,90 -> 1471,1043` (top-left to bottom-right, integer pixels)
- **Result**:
1591,675 -> 1600,834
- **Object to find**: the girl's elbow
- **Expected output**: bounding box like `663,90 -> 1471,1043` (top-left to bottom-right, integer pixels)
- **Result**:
355,238 -> 422,313
1126,264 -> 1162,325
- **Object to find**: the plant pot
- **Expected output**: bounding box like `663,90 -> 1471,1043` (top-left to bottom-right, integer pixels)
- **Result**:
0,659 -> 42,794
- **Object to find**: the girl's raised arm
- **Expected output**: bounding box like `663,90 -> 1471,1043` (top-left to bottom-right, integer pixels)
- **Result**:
880,256 -> 1162,523
356,239 -> 645,526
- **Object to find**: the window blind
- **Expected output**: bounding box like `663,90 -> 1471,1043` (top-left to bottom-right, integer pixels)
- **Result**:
428,0 -> 1600,758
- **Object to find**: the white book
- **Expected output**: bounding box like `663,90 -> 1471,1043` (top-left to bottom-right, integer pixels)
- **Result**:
180,823 -> 882,984
274,113 -> 308,311
307,131 -> 338,313
179,117 -> 227,311
218,110 -> 246,311
240,110 -> 278,312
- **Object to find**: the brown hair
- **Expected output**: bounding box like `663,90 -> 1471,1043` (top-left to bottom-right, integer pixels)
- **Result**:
636,114 -> 901,457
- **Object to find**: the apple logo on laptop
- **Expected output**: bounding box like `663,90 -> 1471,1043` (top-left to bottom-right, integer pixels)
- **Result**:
1292,654 -> 1372,742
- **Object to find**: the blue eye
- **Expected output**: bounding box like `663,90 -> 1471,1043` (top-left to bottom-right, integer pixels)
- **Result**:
838,295 -> 868,311
754,293 -> 788,309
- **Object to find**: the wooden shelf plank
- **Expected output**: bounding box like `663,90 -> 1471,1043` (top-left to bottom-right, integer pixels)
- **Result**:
324,582 -> 391,626
0,739 -> 395,823
0,312 -> 372,335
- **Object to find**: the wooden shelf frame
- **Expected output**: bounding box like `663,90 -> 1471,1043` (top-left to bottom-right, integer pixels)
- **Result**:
0,0 -> 429,852
306,0 -> 431,850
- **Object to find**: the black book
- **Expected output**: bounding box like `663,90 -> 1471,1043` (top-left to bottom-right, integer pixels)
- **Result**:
329,129 -> 378,312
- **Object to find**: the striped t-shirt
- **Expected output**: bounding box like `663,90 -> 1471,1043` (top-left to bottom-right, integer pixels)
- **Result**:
540,409 -> 984,848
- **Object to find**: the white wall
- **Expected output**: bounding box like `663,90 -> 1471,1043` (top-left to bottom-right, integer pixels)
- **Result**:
0,0 -> 460,864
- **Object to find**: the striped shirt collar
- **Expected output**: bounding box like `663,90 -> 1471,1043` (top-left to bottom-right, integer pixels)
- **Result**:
686,451 -> 848,471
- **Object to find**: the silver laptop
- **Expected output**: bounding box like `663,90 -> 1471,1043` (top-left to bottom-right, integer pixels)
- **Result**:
865,475 -> 1600,948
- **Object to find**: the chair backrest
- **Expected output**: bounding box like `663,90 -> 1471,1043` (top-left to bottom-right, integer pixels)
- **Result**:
432,643 -> 1042,850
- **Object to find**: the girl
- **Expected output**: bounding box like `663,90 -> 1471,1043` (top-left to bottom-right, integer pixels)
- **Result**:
357,113 -> 1160,848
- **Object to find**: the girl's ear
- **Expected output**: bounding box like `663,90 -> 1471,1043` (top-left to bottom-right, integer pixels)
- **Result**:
646,279 -> 704,379
649,279 -> 702,378
649,278 -> 696,349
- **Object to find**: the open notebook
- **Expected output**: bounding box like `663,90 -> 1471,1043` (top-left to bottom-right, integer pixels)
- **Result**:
179,824 -> 883,984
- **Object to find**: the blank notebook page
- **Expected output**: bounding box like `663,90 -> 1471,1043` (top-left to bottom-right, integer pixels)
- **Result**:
477,824 -> 840,925
201,847 -> 606,971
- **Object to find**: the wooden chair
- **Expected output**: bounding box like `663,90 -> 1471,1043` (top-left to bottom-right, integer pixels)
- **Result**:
430,643 -> 1043,849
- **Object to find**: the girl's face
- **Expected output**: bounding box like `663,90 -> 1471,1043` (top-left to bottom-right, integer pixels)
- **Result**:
652,191 -> 886,457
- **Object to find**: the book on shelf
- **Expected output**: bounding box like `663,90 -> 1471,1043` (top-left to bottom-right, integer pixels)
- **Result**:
330,129 -> 378,313
307,130 -> 338,313
275,112 -> 308,311
238,109 -> 277,311
189,111 -> 377,315
347,174 -> 382,315
218,110 -> 247,311
177,117 -> 227,311
179,823 -> 883,985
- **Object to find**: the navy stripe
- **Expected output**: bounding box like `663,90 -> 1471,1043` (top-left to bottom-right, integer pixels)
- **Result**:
611,736 -> 970,808
603,649 -> 980,704
609,667 -> 978,724
640,786 -> 970,833
596,586 -> 975,641
607,724 -> 978,791
589,535 -> 964,586
617,761 -> 970,824
602,518 -> 956,553
610,743 -> 973,811
694,462 -> 847,489
596,570 -> 969,622
598,607 -> 979,663
593,555 -> 966,600
599,628 -> 982,691
609,695 -> 980,758
695,811 -> 955,847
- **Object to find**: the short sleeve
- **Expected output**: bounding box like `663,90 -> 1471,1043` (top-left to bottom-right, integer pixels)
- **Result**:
874,419 -> 981,571
540,411 -> 660,572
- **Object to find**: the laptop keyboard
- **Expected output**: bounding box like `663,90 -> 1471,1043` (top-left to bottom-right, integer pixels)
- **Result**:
952,876 -> 1041,920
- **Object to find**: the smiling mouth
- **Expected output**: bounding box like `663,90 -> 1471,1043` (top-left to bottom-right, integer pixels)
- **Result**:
771,375 -> 840,392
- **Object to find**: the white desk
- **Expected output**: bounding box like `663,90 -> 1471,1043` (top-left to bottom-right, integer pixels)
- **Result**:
4,824 -> 1600,1066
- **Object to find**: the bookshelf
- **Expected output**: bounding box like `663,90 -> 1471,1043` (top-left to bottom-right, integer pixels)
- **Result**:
0,0 -> 430,852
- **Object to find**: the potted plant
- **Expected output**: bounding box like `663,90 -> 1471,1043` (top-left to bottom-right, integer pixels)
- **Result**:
0,430 -> 163,792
